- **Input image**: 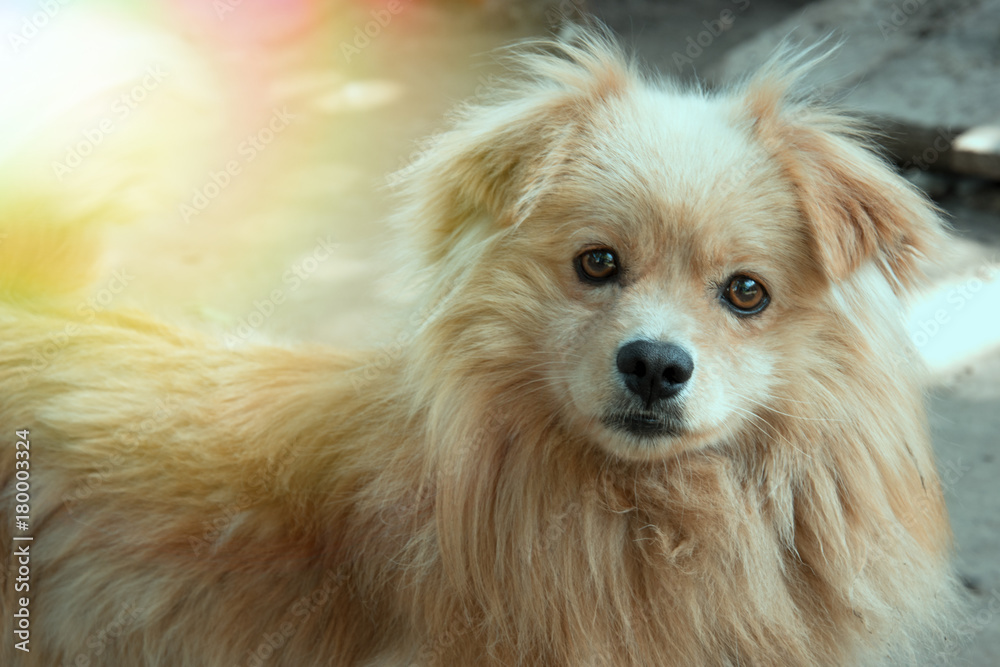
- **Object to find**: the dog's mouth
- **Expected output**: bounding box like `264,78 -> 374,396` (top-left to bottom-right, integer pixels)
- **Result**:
602,411 -> 683,438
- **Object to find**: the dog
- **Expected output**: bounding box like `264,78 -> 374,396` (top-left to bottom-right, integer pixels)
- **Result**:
1,26 -> 960,666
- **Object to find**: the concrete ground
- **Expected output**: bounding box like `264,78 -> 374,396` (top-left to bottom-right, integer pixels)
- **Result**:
5,0 -> 996,663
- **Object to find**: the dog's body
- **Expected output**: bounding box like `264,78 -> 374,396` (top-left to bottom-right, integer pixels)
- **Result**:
2,29 -> 959,666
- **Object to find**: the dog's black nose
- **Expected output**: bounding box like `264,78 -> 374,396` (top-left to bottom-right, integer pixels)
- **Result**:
616,340 -> 694,406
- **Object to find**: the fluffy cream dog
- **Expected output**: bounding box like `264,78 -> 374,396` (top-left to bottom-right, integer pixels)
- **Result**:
1,27 -> 959,666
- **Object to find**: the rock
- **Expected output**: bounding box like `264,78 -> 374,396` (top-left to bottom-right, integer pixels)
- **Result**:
710,0 -> 1000,180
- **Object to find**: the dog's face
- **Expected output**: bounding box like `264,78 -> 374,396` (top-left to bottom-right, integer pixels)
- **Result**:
500,93 -> 823,460
402,34 -> 942,461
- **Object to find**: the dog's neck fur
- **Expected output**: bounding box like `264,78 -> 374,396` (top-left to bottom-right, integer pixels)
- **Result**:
323,277 -> 955,666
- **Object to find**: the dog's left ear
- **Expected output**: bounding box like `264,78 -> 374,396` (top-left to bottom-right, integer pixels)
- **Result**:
393,28 -> 632,264
744,65 -> 946,293
396,98 -> 566,263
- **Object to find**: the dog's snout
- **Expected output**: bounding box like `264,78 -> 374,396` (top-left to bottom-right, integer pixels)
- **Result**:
616,340 -> 694,405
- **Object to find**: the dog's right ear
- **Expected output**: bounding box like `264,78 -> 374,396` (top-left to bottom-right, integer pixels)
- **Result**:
392,27 -> 633,264
742,47 -> 947,294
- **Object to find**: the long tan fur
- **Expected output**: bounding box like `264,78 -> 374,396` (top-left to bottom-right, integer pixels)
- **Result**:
2,27 -> 959,666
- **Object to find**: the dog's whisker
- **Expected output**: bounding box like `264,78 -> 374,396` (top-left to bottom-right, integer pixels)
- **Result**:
728,405 -> 816,462
728,391 -> 844,423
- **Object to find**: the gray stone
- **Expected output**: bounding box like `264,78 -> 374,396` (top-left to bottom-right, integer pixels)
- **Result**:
711,0 -> 1000,179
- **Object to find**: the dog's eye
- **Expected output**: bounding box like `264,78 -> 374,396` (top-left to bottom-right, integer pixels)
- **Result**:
723,275 -> 769,315
576,249 -> 619,283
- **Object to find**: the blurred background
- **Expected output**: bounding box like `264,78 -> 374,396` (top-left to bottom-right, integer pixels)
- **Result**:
0,0 -> 996,663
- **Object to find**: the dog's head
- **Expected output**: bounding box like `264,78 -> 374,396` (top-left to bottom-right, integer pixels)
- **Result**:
396,28 -> 944,462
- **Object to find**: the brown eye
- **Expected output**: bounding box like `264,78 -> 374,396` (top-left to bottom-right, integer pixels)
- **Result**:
576,249 -> 619,283
723,275 -> 769,315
